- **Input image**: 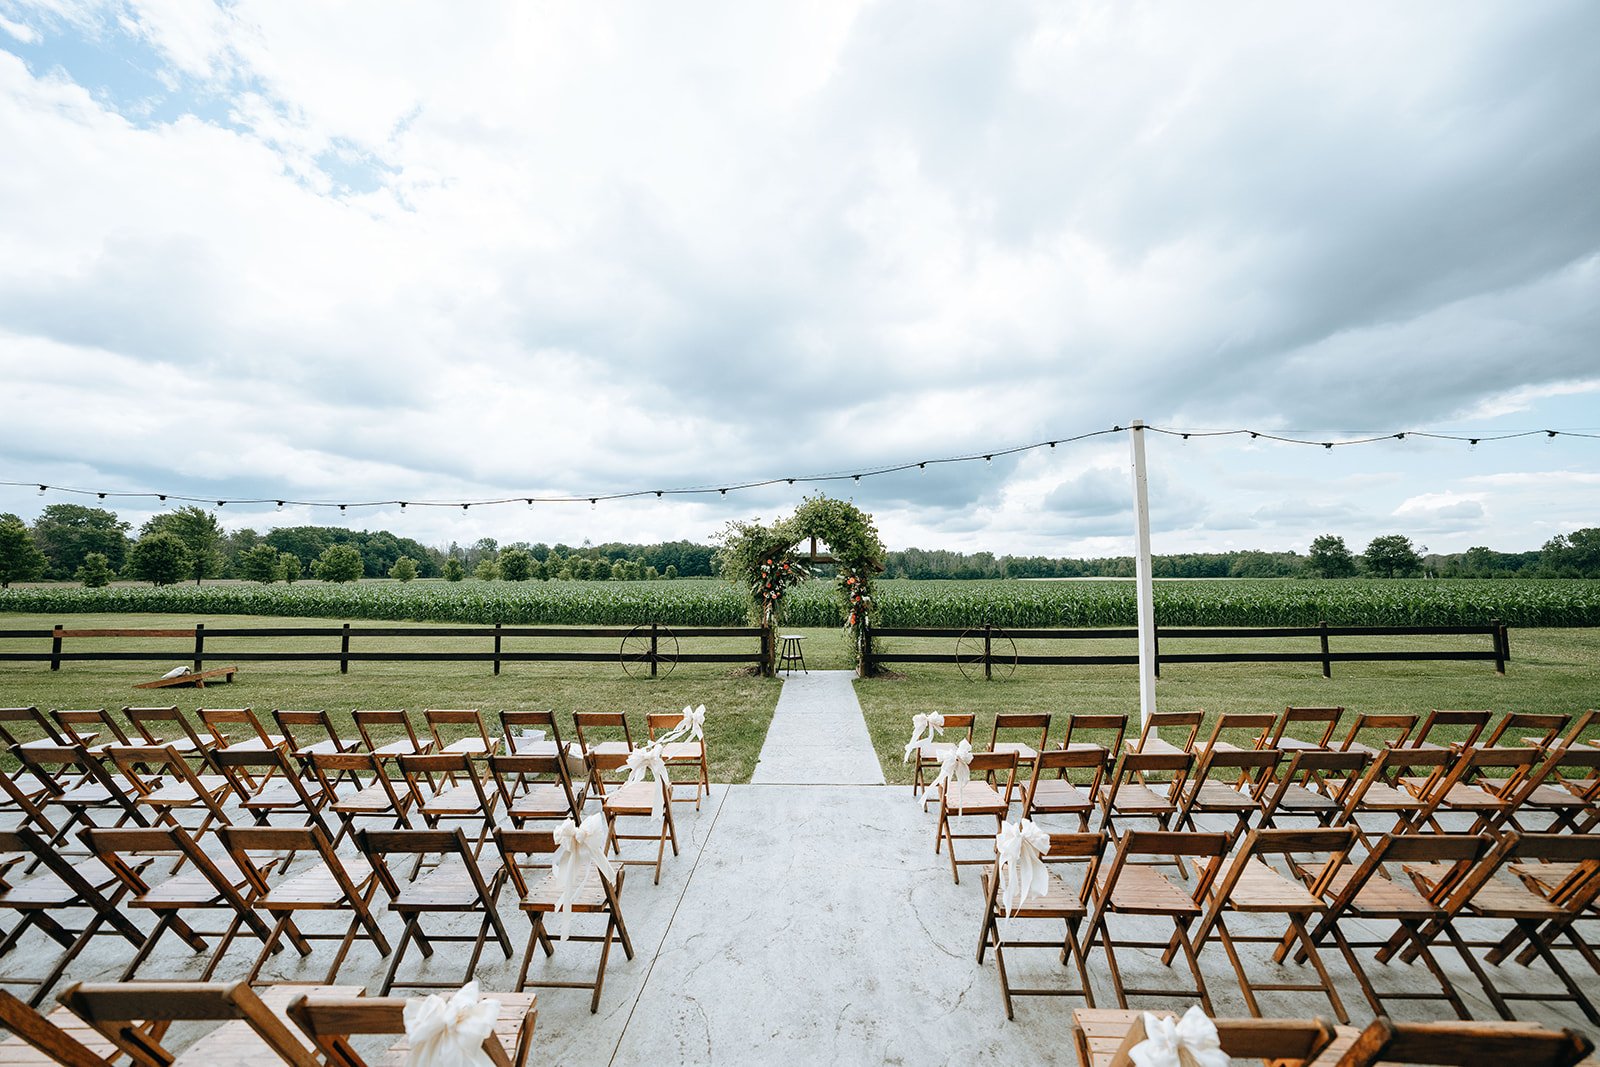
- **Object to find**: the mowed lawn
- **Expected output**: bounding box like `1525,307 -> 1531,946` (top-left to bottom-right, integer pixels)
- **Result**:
0,612 -> 837,783
855,627 -> 1600,784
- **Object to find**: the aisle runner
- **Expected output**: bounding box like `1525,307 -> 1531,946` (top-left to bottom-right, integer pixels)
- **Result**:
750,670 -> 885,785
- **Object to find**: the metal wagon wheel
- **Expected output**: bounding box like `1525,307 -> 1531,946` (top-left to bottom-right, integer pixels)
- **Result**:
620,624 -> 679,679
955,626 -> 1018,681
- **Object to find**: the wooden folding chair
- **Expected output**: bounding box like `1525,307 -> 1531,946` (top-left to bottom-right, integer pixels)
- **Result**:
288,990 -> 537,1067
646,711 -> 710,809
1057,712 -> 1128,768
1334,747 -> 1454,848
1404,709 -> 1491,751
122,706 -> 212,772
1073,1009 -> 1338,1067
975,830 -> 1103,1018
271,710 -> 359,769
1020,747 -> 1107,832
988,713 -> 1050,784
81,824 -> 301,981
0,707 -> 69,753
1333,1017 -> 1593,1067
1175,745 -> 1282,845
397,752 -> 500,857
934,750 -> 1018,884
911,712 -> 975,800
501,709 -> 565,755
307,751 -> 417,850
0,765 -> 63,853
198,707 -> 286,752
50,710 -> 130,757
0,986 -> 119,1066
1484,711 -> 1571,749
573,711 -> 634,761
424,708 -> 500,759
1263,706 -> 1345,753
495,826 -> 634,1012
1193,711 -> 1279,754
1097,750 -> 1193,842
356,827 -> 514,995
1083,829 -> 1230,1013
1502,743 -> 1600,834
1126,710 -> 1203,754
57,980 -> 333,1066
1415,745 -> 1542,834
1259,749 -> 1371,830
1187,827 -> 1358,1023
12,743 -> 149,853
217,825 -> 391,984
587,751 -> 679,884
104,744 -> 233,843
489,753 -> 585,829
0,826 -> 149,1006
352,708 -> 433,761
1300,831 -> 1498,1019
213,746 -> 336,844
1336,713 -> 1417,755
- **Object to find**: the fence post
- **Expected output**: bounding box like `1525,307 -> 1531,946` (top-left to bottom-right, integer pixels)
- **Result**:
340,623 -> 351,675
1152,628 -> 1160,679
858,618 -> 873,678
1499,623 -> 1511,667
984,623 -> 993,681
493,622 -> 502,676
50,625 -> 62,672
649,622 -> 659,678
192,623 -> 205,674
1492,619 -> 1505,674
1319,620 -> 1331,679
760,625 -> 773,677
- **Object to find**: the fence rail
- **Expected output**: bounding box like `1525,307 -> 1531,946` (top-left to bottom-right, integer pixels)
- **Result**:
863,621 -> 1511,678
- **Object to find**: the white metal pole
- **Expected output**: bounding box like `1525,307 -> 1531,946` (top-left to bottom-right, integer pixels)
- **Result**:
1129,420 -> 1158,728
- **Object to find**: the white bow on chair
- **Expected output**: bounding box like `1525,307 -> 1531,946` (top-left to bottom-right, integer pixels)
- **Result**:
926,737 -> 972,812
995,819 -> 1051,919
402,980 -> 501,1067
551,811 -> 615,941
662,704 -> 706,744
1129,1006 -> 1231,1067
903,712 -> 945,762
625,741 -> 670,822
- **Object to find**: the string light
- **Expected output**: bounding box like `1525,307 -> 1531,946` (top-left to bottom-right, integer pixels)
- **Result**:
6,424 -> 1594,514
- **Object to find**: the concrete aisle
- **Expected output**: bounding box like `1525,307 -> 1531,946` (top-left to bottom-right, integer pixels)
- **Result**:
750,670 -> 885,785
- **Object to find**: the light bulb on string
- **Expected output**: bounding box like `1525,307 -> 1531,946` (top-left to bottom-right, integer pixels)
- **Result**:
275,500 -> 285,512
36,485 -> 45,496
1469,438 -> 1479,452
96,492 -> 106,500
157,494 -> 168,508
589,498 -> 597,511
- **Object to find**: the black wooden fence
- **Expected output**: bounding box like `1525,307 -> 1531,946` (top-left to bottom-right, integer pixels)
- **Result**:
863,621 -> 1511,678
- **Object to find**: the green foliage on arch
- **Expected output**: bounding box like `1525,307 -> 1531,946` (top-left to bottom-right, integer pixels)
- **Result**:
716,494 -> 886,669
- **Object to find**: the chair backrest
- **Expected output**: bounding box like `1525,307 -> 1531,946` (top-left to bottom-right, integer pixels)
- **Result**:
1334,1017 -> 1593,1067
352,709 -> 422,753
1514,744 -> 1600,809
1199,712 -> 1278,753
52,709 -> 130,748
1097,830 -> 1230,909
122,705 -> 208,752
586,749 -> 659,796
1060,713 -> 1128,756
1483,712 -> 1570,749
646,712 -> 687,740
1327,832 -> 1497,917
58,980 -> 320,1067
1268,705 -> 1344,749
13,742 -> 148,823
356,828 -> 494,905
1555,708 -> 1599,749
198,707 -> 276,747
286,994 -> 525,1067
1336,747 -> 1453,824
573,711 -> 632,751
990,713 -> 1050,752
1410,709 -> 1491,749
1025,747 -> 1109,813
423,708 -> 492,749
1104,1012 -> 1336,1067
1224,827 -> 1358,898
0,706 -> 64,748
0,987 -> 115,1067
487,753 -> 580,819
1265,748 -> 1372,809
217,824 -> 365,905
398,752 -> 494,812
308,751 -> 408,815
212,746 -> 334,836
105,744 -> 231,821
501,709 -> 563,749
933,713 -> 976,741
957,750 -> 1018,801
272,709 -> 341,750
495,826 -> 622,905
1132,710 -> 1203,751
0,825 -> 146,943
1337,713 -> 1417,751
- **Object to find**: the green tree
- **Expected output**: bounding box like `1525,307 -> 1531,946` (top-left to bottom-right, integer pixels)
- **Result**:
610,561 -> 627,581
499,548 -> 532,581
128,531 -> 190,586
390,556 -> 418,582
1540,528 -> 1600,577
443,557 -> 465,582
1363,534 -> 1422,578
238,543 -> 283,584
528,557 -> 546,581
75,551 -> 113,587
1306,535 -> 1357,578
314,543 -> 364,583
664,564 -> 678,580
0,513 -> 47,588
142,506 -> 222,585
474,558 -> 500,581
279,551 -> 302,583
31,503 -> 130,577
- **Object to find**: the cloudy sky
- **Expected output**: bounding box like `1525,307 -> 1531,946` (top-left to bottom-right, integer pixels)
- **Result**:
0,1 -> 1596,559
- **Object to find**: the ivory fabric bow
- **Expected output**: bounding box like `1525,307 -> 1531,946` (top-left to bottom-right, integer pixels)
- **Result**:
1128,1006 -> 1231,1067
903,712 -> 946,762
625,741 -> 670,821
551,811 -> 615,940
662,704 -> 706,744
995,819 -> 1051,918
926,737 -> 972,812
402,980 -> 501,1067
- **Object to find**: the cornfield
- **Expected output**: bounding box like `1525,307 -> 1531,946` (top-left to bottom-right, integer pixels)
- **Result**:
1,578 -> 1596,628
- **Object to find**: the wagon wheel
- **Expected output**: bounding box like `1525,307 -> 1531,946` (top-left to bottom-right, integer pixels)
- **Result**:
955,626 -> 1018,681
620,625 -> 678,679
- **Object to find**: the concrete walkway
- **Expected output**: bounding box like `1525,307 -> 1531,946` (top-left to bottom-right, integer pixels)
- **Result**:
750,670 -> 885,785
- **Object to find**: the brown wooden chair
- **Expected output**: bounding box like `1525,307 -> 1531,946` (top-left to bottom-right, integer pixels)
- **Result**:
1057,712 -> 1128,770
1073,1008 -> 1338,1067
572,711 -> 635,761
911,712 -> 976,800
0,826 -> 149,1006
424,708 -> 500,759
976,830 -> 1103,1018
587,751 -> 679,884
1484,711 -> 1571,750
1194,711 -> 1280,753
216,825 -> 391,984
646,711 -> 710,809
81,824 -> 299,981
104,744 -> 233,843
495,826 -> 634,1013
1187,827 -> 1358,1023
398,752 -> 499,857
1331,1016 -> 1593,1067
198,707 -> 286,752
351,708 -> 433,761
50,710 -> 130,757
1333,747 -> 1454,848
500,708 -> 565,755
1413,745 -> 1542,834
1335,713 -> 1417,755
1126,710 -> 1203,754
288,990 -> 537,1067
489,752 -> 585,829
1502,743 -> 1600,835
1258,749 -> 1372,830
1404,709 -> 1491,751
933,750 -> 1018,884
1299,831 -> 1499,1020
1264,705 -> 1345,753
271,709 -> 360,771
1174,745 -> 1282,846
0,763 -> 65,848
122,706 -> 212,772
1083,829 -> 1230,1013
1096,749 -> 1193,841
213,746 -> 336,843
57,980 -> 345,1066
1020,747 -> 1106,832
12,743 -> 150,853
0,986 -> 118,1066
0,707 -> 69,752
356,827 -> 514,995
307,751 -> 417,850
988,713 -> 1050,784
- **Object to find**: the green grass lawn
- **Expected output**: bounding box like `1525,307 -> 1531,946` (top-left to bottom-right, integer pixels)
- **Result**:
855,627 -> 1600,784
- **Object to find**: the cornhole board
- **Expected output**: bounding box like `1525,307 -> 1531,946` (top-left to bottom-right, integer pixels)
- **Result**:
134,665 -> 239,689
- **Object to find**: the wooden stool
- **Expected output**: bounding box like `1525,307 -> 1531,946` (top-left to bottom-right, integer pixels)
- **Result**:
777,635 -> 806,674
